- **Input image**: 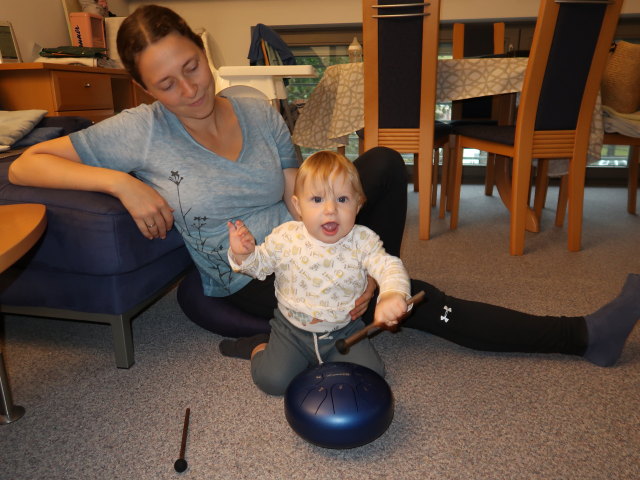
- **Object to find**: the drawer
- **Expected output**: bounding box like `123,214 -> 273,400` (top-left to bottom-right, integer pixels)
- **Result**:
52,71 -> 114,111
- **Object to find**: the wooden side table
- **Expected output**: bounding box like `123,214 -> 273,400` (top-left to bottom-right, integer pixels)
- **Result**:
0,203 -> 47,425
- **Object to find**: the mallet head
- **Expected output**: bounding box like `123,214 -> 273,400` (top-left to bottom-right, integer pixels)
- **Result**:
335,339 -> 348,354
174,458 -> 188,473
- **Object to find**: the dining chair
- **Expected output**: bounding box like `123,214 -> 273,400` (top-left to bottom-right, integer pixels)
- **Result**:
451,22 -> 506,128
362,0 -> 449,240
448,0 -> 624,255
537,133 -> 640,225
439,22 -> 507,219
605,133 -> 640,214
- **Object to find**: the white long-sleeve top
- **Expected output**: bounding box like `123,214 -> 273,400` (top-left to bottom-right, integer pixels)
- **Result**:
228,221 -> 411,333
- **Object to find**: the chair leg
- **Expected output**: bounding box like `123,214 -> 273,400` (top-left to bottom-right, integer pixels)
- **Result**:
438,135 -> 456,218
628,146 -> 639,215
445,139 -> 464,213
418,150 -> 433,240
439,143 -> 451,219
449,138 -> 465,229
566,156 -> 586,253
431,150 -> 439,207
533,160 -> 549,221
509,154 -> 534,256
555,174 -> 569,227
279,99 -> 303,163
413,154 -> 419,192
484,153 -> 496,196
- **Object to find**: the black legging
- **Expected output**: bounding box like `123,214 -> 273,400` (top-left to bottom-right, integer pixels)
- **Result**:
177,147 -> 588,355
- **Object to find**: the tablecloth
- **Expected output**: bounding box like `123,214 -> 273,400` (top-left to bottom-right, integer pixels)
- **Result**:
292,58 -> 604,174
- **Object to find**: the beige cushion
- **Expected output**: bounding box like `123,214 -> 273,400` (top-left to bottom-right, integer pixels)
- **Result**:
601,41 -> 640,114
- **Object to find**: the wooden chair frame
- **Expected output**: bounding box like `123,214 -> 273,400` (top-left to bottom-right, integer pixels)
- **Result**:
607,133 -> 640,215
449,0 -> 623,255
452,22 -> 505,60
538,133 -> 640,224
363,0 -> 441,240
440,22 -> 507,219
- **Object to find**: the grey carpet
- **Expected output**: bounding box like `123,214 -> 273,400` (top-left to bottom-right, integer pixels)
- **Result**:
1,184 -> 639,480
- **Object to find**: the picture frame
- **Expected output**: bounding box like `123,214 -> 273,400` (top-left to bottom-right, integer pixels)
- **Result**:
0,21 -> 22,63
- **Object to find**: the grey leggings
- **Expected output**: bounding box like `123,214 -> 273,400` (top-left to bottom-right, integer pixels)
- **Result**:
251,309 -> 385,396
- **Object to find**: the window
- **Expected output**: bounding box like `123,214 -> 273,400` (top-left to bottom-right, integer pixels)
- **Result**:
276,25 -> 362,160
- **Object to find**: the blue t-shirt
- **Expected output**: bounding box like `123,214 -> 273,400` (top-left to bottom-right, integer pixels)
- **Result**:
70,96 -> 298,296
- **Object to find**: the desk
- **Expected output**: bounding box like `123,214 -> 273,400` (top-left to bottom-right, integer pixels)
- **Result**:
292,59 -> 604,168
1,203 -> 47,424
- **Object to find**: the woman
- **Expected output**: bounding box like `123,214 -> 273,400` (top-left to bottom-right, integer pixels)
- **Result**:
9,5 -> 639,368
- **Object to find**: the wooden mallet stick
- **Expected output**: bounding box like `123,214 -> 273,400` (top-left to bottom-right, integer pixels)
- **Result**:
335,291 -> 426,354
174,408 -> 191,473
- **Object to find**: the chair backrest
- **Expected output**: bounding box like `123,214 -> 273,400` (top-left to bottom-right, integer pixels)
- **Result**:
200,31 -> 219,76
452,22 -> 505,59
451,22 -> 505,121
362,0 -> 441,157
514,0 -> 623,159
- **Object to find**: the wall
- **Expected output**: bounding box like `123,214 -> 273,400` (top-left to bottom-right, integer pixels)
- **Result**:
128,0 -> 640,66
4,0 -> 640,65
2,0 -> 129,63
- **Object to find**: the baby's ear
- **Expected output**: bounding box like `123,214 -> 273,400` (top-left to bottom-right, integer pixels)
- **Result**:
291,195 -> 302,220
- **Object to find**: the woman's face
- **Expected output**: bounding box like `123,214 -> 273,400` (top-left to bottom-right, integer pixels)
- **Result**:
137,32 -> 215,121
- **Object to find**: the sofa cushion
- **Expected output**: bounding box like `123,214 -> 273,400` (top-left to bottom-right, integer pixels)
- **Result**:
36,116 -> 93,136
0,246 -> 192,314
0,161 -> 187,275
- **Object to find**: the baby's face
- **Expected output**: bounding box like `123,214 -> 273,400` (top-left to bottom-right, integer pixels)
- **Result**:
293,173 -> 360,244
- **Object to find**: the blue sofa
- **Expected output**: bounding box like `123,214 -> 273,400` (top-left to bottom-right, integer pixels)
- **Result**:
0,119 -> 193,368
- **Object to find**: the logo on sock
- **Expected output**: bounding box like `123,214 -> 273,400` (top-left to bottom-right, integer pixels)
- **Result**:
440,306 -> 452,323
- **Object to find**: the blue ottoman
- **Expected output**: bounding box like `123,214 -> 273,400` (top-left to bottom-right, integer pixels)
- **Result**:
0,159 -> 193,368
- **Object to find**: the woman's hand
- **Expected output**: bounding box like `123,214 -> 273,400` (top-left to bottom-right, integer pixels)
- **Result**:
350,275 -> 377,321
115,175 -> 174,240
10,137 -> 174,241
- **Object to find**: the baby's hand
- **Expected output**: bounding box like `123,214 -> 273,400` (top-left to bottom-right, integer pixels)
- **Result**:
373,292 -> 408,329
227,220 -> 256,262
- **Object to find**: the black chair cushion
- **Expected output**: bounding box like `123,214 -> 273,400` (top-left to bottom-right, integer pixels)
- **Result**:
435,120 -> 452,140
448,119 -> 497,128
453,124 -> 515,146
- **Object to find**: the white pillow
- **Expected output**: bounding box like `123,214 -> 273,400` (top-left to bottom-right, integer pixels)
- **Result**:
0,109 -> 48,151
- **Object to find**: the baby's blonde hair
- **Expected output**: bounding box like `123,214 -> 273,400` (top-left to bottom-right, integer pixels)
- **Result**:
294,151 -> 366,207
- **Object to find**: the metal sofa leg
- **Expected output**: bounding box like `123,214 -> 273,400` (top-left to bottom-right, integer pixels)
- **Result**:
110,314 -> 134,369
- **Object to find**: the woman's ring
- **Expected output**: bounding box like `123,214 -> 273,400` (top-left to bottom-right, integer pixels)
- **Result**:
146,222 -> 156,228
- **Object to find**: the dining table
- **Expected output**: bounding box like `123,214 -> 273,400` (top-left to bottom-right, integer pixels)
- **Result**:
293,59 -> 603,163
292,59 -> 605,232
